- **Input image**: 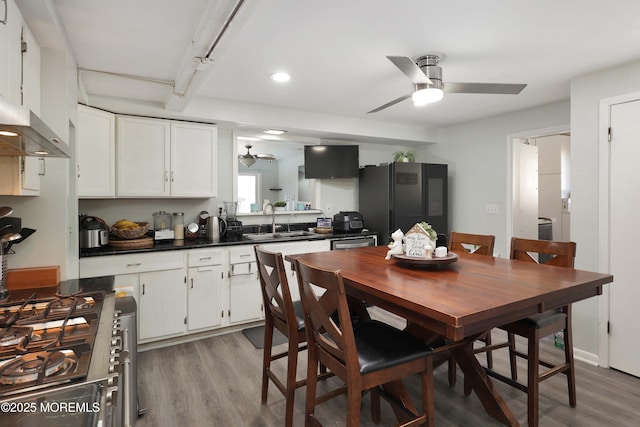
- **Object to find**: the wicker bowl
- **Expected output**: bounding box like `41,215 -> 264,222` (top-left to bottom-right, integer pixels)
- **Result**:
110,222 -> 149,240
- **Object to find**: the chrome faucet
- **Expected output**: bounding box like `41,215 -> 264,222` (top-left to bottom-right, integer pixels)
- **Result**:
287,213 -> 297,232
263,202 -> 276,235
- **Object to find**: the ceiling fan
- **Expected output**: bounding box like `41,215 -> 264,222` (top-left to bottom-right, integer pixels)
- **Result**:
367,53 -> 527,113
238,144 -> 276,167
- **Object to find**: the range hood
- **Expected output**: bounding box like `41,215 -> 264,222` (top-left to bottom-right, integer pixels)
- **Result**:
0,97 -> 70,158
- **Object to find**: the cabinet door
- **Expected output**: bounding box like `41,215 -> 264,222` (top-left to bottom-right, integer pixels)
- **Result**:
187,264 -> 224,331
116,116 -> 170,197
77,105 -> 115,197
170,122 -> 217,197
229,260 -> 262,324
138,269 -> 186,341
0,3 -> 8,98
0,156 -> 41,196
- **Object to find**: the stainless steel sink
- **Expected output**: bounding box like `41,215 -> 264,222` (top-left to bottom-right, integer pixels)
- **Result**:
243,230 -> 314,240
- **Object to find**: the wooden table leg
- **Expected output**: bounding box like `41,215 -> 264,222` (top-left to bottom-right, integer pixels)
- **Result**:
453,342 -> 520,427
380,380 -> 419,424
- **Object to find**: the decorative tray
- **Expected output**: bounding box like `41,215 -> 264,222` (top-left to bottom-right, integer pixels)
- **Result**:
391,252 -> 459,267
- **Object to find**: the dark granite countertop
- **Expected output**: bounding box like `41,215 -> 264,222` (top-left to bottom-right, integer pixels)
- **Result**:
80,230 -> 377,258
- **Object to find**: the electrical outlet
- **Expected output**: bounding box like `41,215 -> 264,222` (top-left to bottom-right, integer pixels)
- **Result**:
485,204 -> 499,214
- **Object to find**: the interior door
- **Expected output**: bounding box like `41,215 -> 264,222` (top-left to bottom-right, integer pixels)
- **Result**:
512,141 -> 538,239
609,99 -> 640,377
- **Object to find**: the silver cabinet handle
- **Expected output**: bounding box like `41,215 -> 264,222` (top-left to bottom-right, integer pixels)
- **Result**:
126,263 -> 142,267
190,278 -> 194,288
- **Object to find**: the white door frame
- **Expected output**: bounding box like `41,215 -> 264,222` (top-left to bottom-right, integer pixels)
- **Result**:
506,124 -> 570,254
597,90 -> 640,368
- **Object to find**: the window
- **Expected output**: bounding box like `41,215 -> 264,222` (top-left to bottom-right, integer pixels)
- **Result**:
237,172 -> 261,213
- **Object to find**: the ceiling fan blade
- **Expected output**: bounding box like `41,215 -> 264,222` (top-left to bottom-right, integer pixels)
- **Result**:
367,94 -> 412,114
386,56 -> 433,85
444,82 -> 527,95
255,153 -> 276,160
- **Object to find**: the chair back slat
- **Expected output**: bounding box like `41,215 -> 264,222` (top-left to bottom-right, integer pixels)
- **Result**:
449,231 -> 495,256
255,245 -> 297,331
295,258 -> 358,369
509,237 -> 576,268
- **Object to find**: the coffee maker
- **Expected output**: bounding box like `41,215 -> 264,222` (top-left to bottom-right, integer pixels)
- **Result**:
223,201 -> 243,240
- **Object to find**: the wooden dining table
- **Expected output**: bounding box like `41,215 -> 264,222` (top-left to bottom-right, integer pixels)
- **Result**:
285,245 -> 613,426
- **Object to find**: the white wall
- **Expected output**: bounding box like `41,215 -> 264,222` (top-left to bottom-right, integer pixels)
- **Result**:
570,58 -> 640,357
420,100 -> 570,257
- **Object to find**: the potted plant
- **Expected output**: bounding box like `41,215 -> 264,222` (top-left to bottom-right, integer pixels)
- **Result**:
274,201 -> 287,211
393,151 -> 415,162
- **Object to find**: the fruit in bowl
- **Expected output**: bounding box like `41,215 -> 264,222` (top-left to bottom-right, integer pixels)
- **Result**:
111,219 -> 149,239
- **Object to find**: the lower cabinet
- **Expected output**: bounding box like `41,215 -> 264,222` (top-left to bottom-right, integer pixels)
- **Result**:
228,246 -> 263,324
187,249 -> 225,331
139,269 -> 187,341
79,239 -> 341,345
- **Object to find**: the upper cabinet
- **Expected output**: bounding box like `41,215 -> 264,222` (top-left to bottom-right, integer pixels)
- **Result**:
77,105 -> 115,197
116,115 -> 217,198
0,11 -> 44,197
169,121 -> 218,197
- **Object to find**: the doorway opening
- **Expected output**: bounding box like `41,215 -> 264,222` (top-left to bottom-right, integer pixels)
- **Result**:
507,124 -> 571,249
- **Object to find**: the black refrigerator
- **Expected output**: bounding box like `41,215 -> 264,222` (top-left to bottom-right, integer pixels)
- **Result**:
359,162 -> 448,245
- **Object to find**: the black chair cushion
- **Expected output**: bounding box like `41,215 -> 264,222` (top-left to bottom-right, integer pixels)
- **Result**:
514,309 -> 567,329
292,299 -> 306,331
353,320 -> 433,374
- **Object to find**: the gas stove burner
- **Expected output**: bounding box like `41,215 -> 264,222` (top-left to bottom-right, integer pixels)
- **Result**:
48,296 -> 90,313
0,350 -> 77,385
0,327 -> 32,347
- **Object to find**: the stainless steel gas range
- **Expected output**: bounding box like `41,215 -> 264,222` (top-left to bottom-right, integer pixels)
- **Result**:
0,279 -> 129,427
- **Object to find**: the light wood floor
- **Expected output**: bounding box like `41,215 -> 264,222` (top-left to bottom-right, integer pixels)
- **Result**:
135,308 -> 640,426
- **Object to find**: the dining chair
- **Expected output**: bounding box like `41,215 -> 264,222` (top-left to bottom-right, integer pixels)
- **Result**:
446,231 -> 497,388
487,237 -> 577,427
255,245 -> 330,427
295,257 -> 458,427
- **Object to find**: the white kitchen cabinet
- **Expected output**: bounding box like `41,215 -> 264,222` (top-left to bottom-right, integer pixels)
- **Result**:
0,156 -> 43,196
116,115 -> 171,197
228,246 -> 263,324
139,268 -> 187,341
80,251 -> 187,343
77,105 -> 115,197
170,122 -> 217,197
0,0 -> 21,102
187,249 -> 225,331
262,240 -> 331,301
0,13 -> 43,196
116,115 -> 217,198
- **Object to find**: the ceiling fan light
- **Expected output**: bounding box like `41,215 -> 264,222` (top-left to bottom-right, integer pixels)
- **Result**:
239,155 -> 256,167
412,87 -> 443,106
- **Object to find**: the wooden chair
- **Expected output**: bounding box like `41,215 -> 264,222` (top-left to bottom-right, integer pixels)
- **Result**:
296,257 -> 458,427
446,231 -> 497,388
486,237 -> 577,427
254,245 -> 320,427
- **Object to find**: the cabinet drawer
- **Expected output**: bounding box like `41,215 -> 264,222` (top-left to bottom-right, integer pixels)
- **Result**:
188,249 -> 224,267
229,247 -> 256,264
80,252 -> 185,278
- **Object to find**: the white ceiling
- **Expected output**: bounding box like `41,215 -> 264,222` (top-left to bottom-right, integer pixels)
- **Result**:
22,0 -> 640,157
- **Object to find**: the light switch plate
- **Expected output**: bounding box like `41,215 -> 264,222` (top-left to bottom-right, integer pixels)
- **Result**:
485,204 -> 499,214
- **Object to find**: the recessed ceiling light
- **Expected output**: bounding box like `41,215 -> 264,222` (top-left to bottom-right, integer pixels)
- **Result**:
270,72 -> 291,82
263,129 -> 286,135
